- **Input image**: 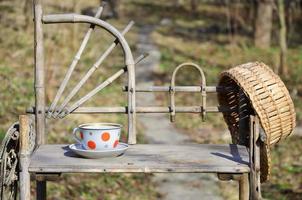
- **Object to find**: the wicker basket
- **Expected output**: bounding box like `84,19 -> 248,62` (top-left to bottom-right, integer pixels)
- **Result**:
218,62 -> 296,182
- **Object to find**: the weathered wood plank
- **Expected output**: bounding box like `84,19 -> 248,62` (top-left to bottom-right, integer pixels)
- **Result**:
29,144 -> 250,173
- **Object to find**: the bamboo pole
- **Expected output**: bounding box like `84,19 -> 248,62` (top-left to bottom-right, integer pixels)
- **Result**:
34,1 -> 47,198
27,106 -> 232,114
134,106 -> 227,113
48,6 -> 104,117
127,62 -> 136,144
123,86 -> 234,93
53,21 -> 134,118
34,0 -> 45,146
19,115 -> 31,200
61,67 -> 127,117
169,63 -> 206,122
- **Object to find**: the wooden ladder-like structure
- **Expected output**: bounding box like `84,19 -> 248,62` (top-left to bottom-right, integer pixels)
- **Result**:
9,1 -> 262,199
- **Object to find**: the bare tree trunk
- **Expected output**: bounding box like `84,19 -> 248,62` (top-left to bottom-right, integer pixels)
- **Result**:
225,0 -> 241,44
175,0 -> 184,8
105,0 -> 120,18
23,0 -> 31,28
225,0 -> 232,43
285,1 -> 294,50
254,0 -> 273,48
249,0 -> 257,30
278,0 -> 288,76
190,0 -> 198,14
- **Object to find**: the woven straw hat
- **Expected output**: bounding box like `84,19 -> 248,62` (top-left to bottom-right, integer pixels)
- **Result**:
217,62 -> 296,182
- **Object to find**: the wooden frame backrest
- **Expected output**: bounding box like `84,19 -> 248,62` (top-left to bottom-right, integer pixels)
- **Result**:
33,0 -> 137,147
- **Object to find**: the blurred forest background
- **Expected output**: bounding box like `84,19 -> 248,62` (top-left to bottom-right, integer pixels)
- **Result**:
0,0 -> 301,199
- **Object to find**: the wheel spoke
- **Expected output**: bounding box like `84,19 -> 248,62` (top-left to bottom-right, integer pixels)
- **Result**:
48,6 -> 105,117
53,21 -> 134,118
59,54 -> 148,118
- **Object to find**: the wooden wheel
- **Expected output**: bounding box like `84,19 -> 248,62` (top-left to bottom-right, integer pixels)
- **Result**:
43,5 -> 147,144
0,118 -> 35,200
0,123 -> 20,200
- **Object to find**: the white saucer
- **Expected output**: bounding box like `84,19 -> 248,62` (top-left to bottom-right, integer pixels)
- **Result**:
69,143 -> 129,159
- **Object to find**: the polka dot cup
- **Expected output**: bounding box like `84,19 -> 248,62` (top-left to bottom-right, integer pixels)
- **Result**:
72,123 -> 122,151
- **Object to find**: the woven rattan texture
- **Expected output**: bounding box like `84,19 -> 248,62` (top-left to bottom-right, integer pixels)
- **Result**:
217,62 -> 296,182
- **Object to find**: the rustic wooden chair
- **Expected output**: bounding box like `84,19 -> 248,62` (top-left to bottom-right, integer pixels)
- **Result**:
1,1 -> 265,199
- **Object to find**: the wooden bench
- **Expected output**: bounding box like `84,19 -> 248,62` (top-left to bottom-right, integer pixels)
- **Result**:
0,1 -> 263,200
29,144 -> 250,174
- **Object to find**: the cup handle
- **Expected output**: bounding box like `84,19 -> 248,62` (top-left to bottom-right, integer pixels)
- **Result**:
72,127 -> 82,144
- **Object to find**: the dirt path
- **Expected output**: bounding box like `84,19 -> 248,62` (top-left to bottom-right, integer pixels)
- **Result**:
135,25 -> 223,200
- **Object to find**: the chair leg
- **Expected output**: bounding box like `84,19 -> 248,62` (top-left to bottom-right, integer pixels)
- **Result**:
218,173 -> 250,200
19,115 -> 31,200
249,116 -> 262,200
19,159 -> 31,200
239,173 -> 249,200
36,181 -> 47,200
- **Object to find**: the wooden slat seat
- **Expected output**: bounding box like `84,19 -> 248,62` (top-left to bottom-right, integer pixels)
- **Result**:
29,144 -> 250,174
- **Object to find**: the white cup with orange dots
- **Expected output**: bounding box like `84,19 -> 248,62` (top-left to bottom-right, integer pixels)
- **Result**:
72,123 -> 122,151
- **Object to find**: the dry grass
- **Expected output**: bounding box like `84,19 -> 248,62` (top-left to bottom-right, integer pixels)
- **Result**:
1,0 -> 301,199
